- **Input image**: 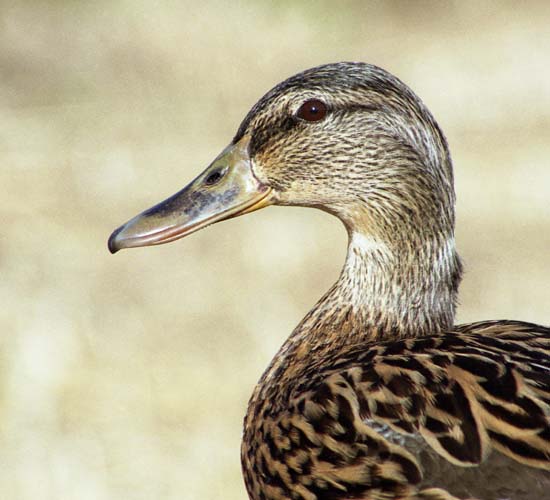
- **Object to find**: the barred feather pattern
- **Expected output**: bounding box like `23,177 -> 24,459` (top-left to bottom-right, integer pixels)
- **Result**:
242,321 -> 550,500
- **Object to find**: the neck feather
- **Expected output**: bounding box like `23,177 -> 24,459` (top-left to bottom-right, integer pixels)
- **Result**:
289,229 -> 462,350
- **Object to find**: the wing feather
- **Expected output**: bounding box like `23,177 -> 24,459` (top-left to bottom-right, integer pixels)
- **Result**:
243,321 -> 550,499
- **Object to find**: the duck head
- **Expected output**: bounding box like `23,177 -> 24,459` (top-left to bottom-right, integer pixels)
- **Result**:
109,62 -> 455,254
109,62 -> 462,336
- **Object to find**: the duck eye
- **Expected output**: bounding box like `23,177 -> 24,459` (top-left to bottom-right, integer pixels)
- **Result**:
296,99 -> 327,122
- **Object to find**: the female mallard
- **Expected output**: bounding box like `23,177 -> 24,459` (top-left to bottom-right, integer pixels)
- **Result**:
108,62 -> 550,500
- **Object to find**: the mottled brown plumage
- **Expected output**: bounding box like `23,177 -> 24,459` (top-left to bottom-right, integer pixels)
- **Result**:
109,62 -> 550,499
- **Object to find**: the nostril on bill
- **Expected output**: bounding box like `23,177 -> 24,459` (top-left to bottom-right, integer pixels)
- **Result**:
204,166 -> 227,186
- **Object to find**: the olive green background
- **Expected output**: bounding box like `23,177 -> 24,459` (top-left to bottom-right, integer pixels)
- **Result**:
2,1 -> 549,499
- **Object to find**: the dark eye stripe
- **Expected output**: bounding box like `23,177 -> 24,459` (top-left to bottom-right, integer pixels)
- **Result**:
297,99 -> 327,122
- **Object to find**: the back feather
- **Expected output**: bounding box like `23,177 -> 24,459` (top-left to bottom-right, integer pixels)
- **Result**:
243,321 -> 550,499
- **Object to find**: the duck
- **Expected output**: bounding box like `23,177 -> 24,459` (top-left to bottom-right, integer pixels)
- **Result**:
108,62 -> 550,500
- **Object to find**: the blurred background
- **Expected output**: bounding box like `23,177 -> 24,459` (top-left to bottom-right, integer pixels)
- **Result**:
1,1 -> 549,498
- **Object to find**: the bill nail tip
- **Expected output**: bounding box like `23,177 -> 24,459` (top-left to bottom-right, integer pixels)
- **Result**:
108,226 -> 123,254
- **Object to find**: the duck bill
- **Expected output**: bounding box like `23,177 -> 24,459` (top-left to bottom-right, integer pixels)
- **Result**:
108,136 -> 273,254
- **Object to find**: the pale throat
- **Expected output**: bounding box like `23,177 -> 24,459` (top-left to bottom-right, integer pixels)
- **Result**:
291,229 -> 459,348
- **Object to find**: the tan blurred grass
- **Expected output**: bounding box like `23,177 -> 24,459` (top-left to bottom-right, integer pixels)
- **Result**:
1,1 -> 549,498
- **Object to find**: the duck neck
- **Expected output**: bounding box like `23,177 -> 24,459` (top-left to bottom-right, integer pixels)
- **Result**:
289,228 -> 462,350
